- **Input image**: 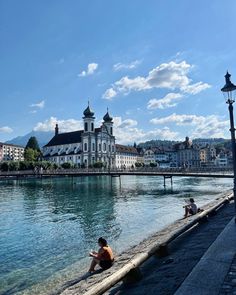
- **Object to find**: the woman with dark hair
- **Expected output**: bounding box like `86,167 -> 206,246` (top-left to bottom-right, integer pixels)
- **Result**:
88,237 -> 114,273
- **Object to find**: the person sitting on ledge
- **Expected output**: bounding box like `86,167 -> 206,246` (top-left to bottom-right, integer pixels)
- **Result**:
183,198 -> 198,218
88,237 -> 114,273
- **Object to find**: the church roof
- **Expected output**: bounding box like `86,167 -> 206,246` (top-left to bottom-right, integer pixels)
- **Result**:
103,111 -> 113,122
83,105 -> 95,118
44,130 -> 83,147
115,144 -> 138,155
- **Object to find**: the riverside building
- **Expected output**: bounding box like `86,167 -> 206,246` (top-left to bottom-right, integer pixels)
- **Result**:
0,142 -> 24,162
43,105 -> 116,168
115,144 -> 142,168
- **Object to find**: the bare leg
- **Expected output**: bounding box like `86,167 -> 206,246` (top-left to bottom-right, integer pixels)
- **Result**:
184,206 -> 189,218
89,258 -> 99,272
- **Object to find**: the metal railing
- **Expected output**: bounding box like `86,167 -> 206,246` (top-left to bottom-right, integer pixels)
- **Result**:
0,167 -> 233,177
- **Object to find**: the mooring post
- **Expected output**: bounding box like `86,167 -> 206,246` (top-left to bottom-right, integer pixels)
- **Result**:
163,176 -> 166,187
171,176 -> 173,186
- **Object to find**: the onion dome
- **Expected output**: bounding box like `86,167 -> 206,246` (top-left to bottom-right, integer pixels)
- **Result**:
103,109 -> 113,122
83,104 -> 94,118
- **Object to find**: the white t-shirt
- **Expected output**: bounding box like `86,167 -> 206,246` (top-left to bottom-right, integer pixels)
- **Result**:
190,203 -> 197,214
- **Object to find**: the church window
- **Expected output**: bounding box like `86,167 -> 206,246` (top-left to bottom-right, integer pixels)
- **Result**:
110,127 -> 113,135
99,143 -> 101,151
91,122 -> 94,132
92,143 -> 95,151
84,143 -> 87,151
103,143 -> 106,151
85,122 -> 88,132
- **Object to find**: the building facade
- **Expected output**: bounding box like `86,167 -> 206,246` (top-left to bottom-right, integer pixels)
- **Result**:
0,142 -> 24,162
43,105 -> 116,167
175,137 -> 201,168
115,144 -> 141,168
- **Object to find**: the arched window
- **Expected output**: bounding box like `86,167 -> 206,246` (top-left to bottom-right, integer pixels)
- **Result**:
91,122 -> 94,132
85,122 -> 88,132
103,143 -> 106,151
110,127 -> 113,135
84,143 -> 87,151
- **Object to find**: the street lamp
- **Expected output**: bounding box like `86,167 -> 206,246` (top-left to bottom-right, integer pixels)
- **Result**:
221,71 -> 236,219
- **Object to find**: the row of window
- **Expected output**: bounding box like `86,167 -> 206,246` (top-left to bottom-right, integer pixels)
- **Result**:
83,143 -> 115,152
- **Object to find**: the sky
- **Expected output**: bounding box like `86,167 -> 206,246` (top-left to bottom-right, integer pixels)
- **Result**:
1,0 -> 236,144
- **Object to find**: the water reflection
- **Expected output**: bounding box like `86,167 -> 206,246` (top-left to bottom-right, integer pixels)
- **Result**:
0,176 -> 233,294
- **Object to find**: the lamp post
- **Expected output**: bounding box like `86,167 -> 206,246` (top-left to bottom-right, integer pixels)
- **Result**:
221,71 -> 236,219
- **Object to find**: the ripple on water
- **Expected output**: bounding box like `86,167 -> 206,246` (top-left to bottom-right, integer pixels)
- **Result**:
0,176 -> 233,294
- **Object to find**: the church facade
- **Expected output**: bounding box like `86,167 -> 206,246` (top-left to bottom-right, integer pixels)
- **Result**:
42,105 -> 116,168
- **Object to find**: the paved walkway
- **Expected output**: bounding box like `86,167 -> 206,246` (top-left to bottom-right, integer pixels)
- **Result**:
106,201 -> 235,295
174,216 -> 236,295
219,254 -> 236,294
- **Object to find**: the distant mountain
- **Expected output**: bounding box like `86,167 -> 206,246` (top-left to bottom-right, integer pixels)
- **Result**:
6,131 -> 54,148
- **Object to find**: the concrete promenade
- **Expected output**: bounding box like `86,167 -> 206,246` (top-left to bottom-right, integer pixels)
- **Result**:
106,200 -> 236,295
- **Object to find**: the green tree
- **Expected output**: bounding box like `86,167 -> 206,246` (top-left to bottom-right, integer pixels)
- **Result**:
25,136 -> 40,151
150,162 -> 157,167
0,162 -> 9,171
135,162 -> 142,167
24,148 -> 40,162
61,162 -> 72,169
24,136 -> 41,161
93,162 -> 103,168
8,161 -> 20,171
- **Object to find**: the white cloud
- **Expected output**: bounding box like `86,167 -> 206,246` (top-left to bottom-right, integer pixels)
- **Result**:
79,63 -> 98,77
182,82 -> 211,95
150,113 -> 229,139
0,126 -> 13,133
147,93 -> 183,110
103,61 -> 211,99
150,113 -> 206,125
117,119 -> 138,128
33,117 -> 83,133
113,116 -> 179,144
30,100 -> 45,109
192,116 -> 229,138
102,88 -> 117,100
33,115 -> 180,144
113,60 -> 141,71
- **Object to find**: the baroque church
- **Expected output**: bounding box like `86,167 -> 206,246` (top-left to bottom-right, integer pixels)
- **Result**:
43,105 -> 116,167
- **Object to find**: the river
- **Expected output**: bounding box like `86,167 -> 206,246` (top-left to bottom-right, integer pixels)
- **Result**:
0,175 -> 232,294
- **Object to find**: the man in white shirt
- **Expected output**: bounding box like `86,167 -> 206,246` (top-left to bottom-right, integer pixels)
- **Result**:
184,198 -> 197,218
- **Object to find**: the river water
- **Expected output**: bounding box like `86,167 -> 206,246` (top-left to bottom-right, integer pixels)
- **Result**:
0,175 -> 232,294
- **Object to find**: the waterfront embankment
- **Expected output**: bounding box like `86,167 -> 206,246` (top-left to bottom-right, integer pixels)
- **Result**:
57,190 -> 233,295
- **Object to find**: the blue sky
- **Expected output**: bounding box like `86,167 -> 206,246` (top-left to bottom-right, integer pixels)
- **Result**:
1,0 -> 236,144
